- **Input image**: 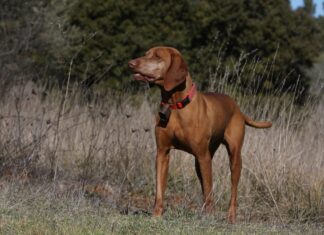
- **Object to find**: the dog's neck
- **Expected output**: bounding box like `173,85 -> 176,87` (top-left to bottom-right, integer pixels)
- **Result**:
161,74 -> 194,104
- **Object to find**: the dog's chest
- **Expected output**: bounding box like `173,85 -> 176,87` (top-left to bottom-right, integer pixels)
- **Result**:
170,117 -> 210,150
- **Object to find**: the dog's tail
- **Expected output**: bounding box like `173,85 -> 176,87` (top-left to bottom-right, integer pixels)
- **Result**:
244,115 -> 272,128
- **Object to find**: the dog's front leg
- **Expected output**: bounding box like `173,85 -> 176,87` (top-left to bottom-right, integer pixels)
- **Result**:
153,149 -> 170,216
195,152 -> 215,214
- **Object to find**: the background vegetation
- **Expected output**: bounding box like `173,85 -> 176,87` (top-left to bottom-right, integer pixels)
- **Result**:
0,66 -> 323,233
1,0 -> 324,99
0,0 -> 324,234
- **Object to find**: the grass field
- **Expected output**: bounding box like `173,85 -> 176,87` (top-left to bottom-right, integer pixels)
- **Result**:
1,181 -> 323,234
0,72 -> 323,234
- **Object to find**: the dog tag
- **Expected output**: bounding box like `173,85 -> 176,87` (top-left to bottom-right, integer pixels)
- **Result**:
159,105 -> 171,122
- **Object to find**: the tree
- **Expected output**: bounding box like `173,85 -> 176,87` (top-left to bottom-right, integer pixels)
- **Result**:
188,0 -> 323,95
58,0 -> 192,89
303,0 -> 316,16
2,0 -> 322,102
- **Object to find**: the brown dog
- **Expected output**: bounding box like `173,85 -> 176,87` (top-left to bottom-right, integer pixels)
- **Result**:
128,47 -> 272,223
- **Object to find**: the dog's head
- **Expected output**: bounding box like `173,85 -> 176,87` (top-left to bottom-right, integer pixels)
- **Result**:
128,47 -> 188,91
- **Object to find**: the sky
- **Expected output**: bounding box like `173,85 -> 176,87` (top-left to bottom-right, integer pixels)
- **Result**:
290,0 -> 324,16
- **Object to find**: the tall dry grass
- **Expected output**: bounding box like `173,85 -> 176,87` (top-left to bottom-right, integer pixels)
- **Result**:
0,64 -> 323,224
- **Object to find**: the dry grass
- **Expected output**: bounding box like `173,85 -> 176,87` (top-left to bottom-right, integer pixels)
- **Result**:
0,74 -> 323,233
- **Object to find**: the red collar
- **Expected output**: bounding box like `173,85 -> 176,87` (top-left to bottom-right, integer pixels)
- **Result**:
160,83 -> 196,109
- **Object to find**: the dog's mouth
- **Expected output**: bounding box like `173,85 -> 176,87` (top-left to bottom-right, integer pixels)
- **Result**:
132,72 -> 157,82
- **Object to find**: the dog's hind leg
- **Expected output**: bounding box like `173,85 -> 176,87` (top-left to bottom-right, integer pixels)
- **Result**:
224,119 -> 245,223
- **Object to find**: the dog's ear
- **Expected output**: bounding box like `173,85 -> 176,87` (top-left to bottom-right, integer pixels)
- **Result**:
164,51 -> 188,91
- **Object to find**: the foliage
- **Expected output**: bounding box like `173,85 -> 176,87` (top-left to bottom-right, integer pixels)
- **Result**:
0,1 -> 47,82
55,0 -> 324,96
1,0 -> 323,100
56,0 -> 193,89
317,15 -> 324,38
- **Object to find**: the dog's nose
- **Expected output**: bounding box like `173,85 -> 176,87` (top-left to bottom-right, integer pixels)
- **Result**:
128,59 -> 138,68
